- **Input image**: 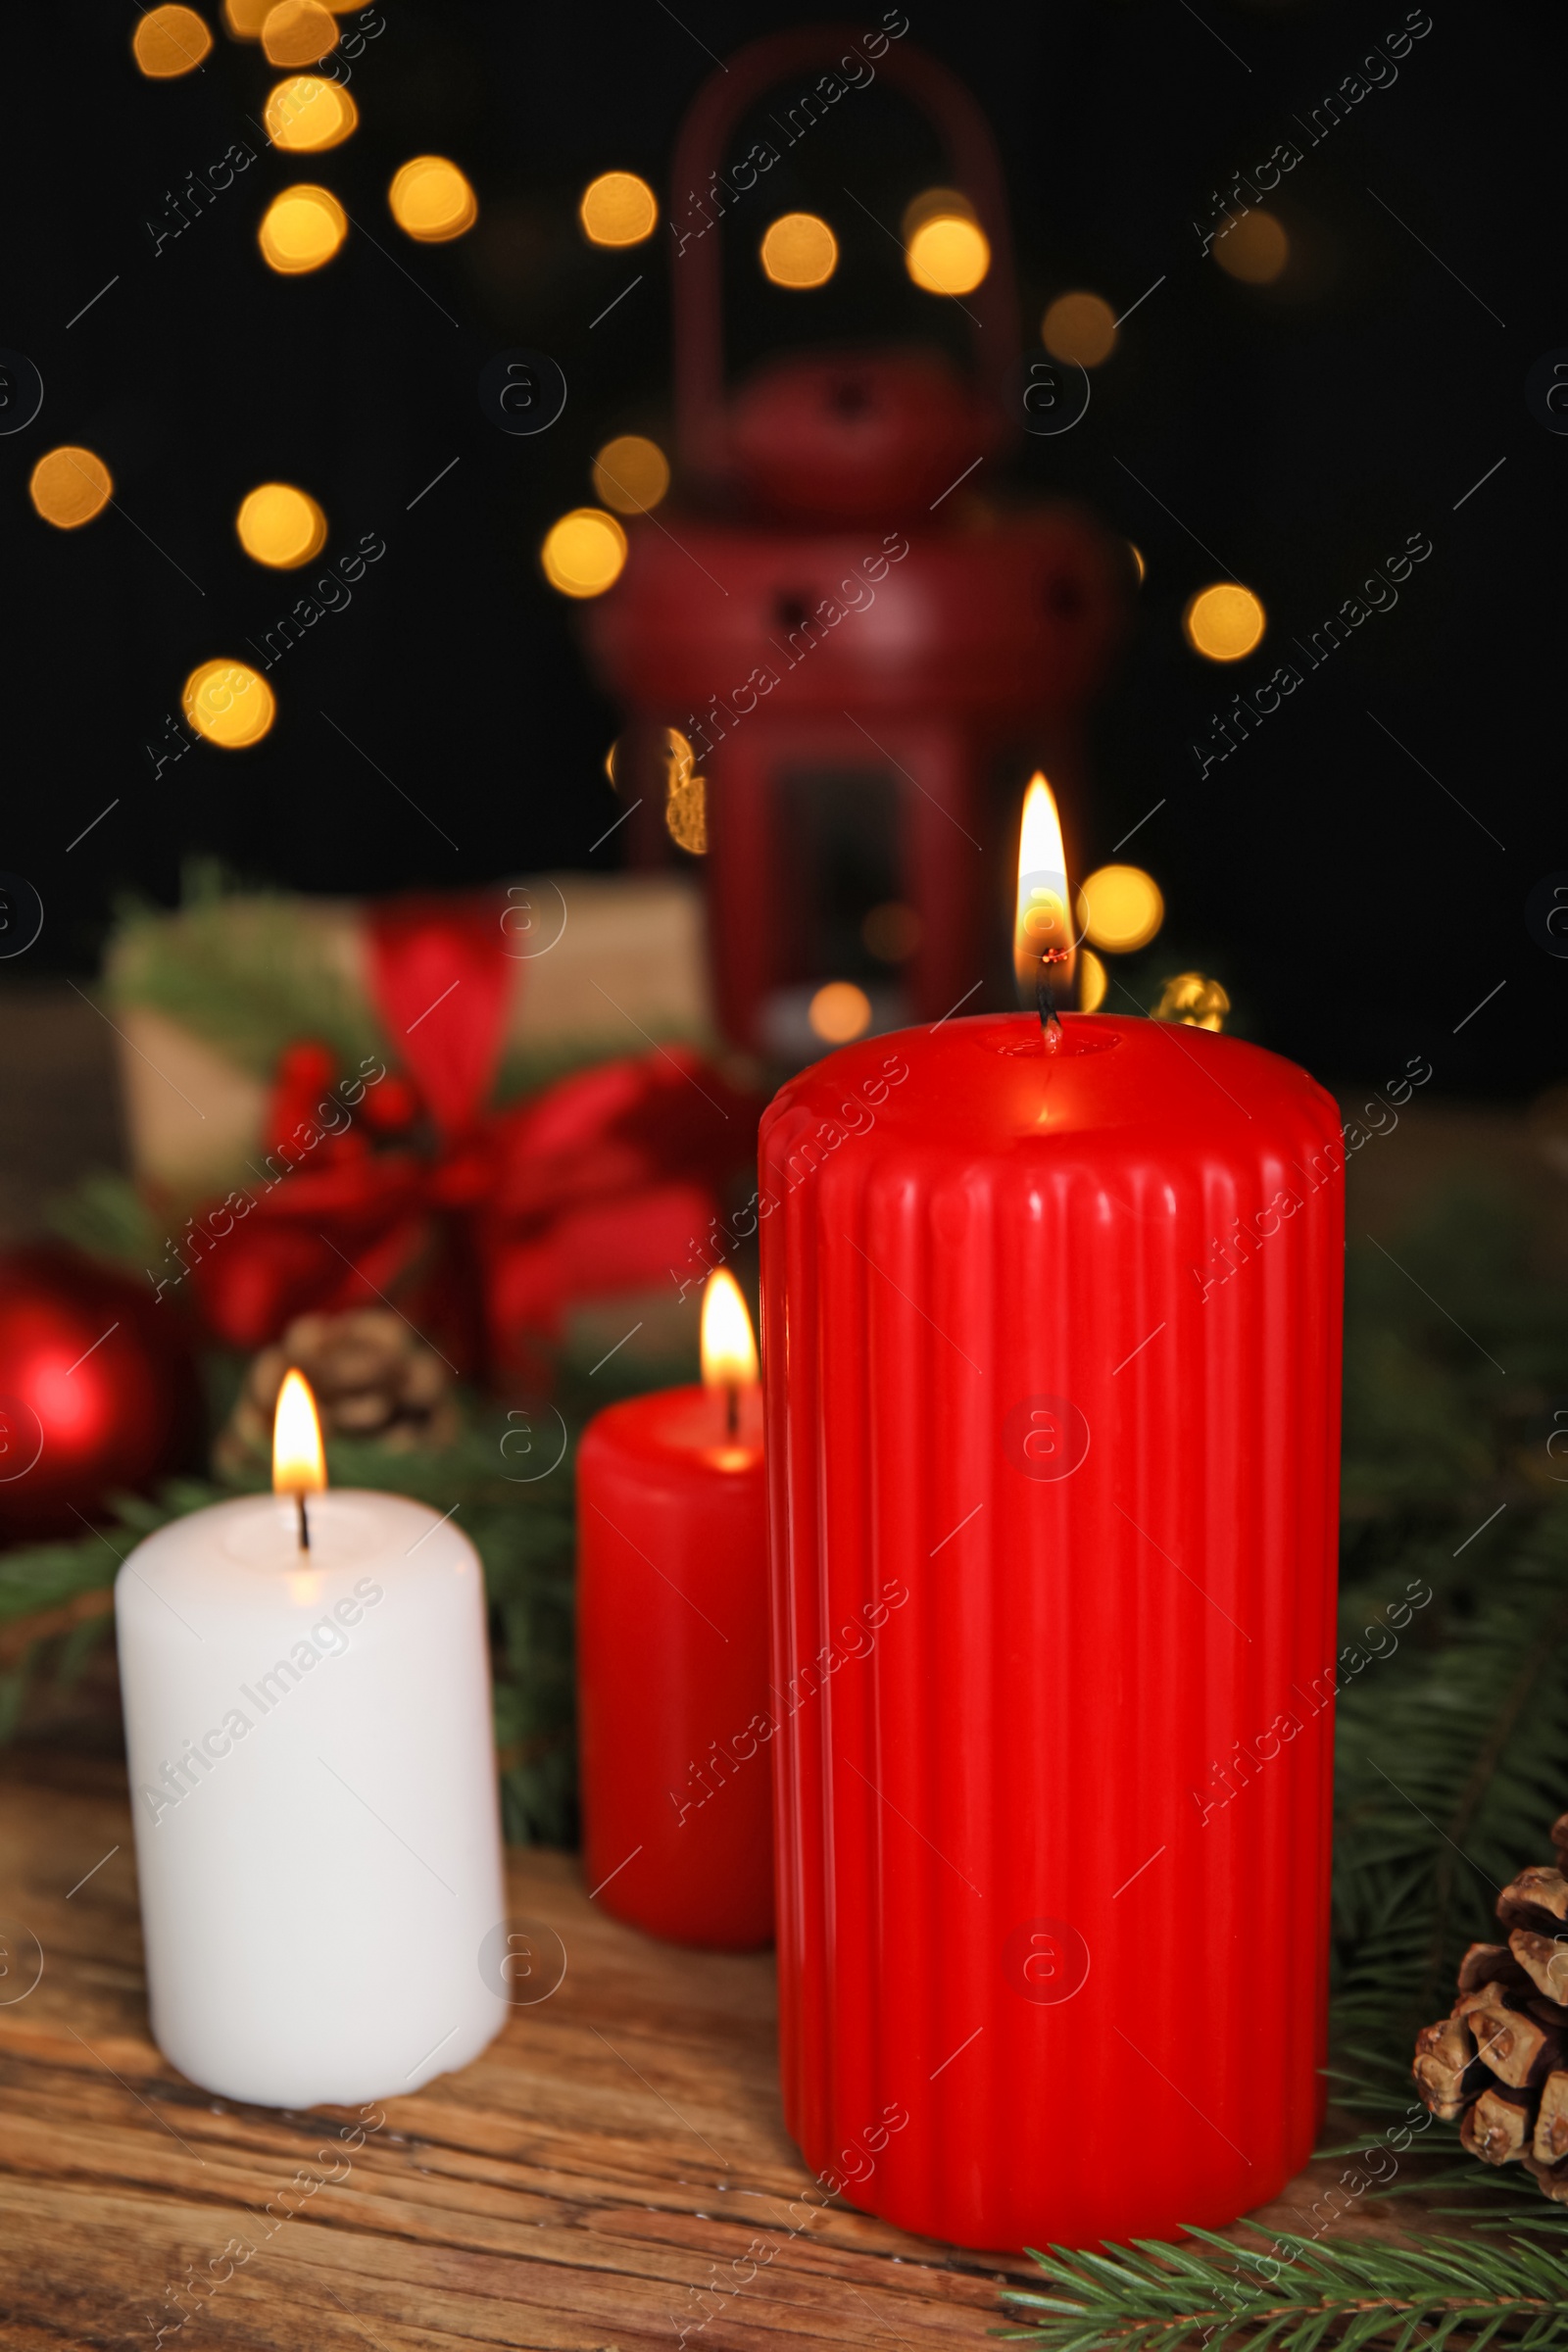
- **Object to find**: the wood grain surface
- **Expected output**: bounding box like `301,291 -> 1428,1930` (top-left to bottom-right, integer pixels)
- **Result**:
0,1747 -> 1427,2352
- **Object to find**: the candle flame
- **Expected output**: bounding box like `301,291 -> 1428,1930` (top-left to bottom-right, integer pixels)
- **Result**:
701,1268 -> 759,1391
1013,772 -> 1078,1009
272,1368 -> 327,1494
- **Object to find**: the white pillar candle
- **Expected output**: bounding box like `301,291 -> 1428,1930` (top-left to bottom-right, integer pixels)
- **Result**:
116,1481 -> 508,2107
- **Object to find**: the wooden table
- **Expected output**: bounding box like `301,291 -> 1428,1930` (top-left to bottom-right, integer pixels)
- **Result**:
0,1749 -> 1424,2352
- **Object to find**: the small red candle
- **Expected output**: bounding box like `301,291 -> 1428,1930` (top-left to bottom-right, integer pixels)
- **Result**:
576,1270 -> 772,1949
760,779 -> 1344,2248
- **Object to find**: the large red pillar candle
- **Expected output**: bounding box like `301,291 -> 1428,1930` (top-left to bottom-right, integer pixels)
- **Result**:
760,1002 -> 1344,2246
576,1272 -> 772,1949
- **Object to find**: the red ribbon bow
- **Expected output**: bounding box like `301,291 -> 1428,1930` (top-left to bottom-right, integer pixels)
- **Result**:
190,894 -> 754,1385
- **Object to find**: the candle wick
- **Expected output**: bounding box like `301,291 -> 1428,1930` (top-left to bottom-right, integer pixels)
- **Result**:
1035,968 -> 1062,1048
725,1384 -> 739,1440
296,1492 -> 311,1553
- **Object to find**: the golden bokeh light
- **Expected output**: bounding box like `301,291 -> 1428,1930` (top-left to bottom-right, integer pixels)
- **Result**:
388,156 -> 478,243
808,981 -> 872,1044
222,0 -> 273,34
1214,210 -> 1290,285
540,507 -> 627,598
906,214 -> 991,297
260,0 -> 338,66
662,728 -> 707,854
1152,972 -> 1230,1032
862,901 -> 921,963
1042,290 -> 1119,368
578,172 -> 657,247
29,447 -> 113,530
1076,863 -> 1165,955
183,659 -> 276,750
132,6 -> 214,77
604,740 -> 620,787
701,1268 -> 759,1391
258,183 -> 347,273
1078,948 -> 1108,1013
901,186 -> 975,240
265,74 -> 358,151
592,434 -> 670,514
760,213 -> 838,289
1129,542 -> 1146,583
236,482 -> 327,568
1185,581 -> 1266,662
272,1367 -> 326,1494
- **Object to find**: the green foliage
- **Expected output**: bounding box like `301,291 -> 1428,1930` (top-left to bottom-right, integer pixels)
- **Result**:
1332,1510 -> 1568,2057
1332,1186 -> 1568,2072
43,1169 -> 163,1275
998,2227 -> 1568,2350
0,1481 -> 220,1740
108,864 -> 387,1081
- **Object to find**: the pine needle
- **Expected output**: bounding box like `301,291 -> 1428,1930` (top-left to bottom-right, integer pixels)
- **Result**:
999,2228 -> 1568,2349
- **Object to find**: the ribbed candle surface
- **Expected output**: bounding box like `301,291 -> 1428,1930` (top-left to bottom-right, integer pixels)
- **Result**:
759,1012 -> 1344,2248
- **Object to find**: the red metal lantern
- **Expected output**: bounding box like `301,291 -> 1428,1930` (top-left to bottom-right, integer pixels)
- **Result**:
586,26 -> 1127,1056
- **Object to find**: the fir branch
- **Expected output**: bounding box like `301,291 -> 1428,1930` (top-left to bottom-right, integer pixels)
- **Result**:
43,1170 -> 163,1274
108,886 -> 387,1080
998,2227 -> 1568,2350
1331,1505 -> 1568,2055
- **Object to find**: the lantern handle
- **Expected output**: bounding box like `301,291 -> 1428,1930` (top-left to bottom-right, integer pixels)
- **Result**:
670,24 -> 1021,491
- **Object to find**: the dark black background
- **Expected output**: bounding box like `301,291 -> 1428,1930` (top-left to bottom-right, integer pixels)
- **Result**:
1,0 -> 1555,1094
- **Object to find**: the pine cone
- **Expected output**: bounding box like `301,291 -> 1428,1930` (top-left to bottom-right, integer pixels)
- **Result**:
215,1308 -> 458,1475
1412,1812 -> 1568,2202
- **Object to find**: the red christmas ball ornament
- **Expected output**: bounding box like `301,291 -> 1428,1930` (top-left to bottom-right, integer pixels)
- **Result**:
0,1244 -> 203,1543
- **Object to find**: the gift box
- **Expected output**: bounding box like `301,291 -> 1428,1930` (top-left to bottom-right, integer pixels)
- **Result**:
108,871 -> 714,1196
101,874 -> 755,1387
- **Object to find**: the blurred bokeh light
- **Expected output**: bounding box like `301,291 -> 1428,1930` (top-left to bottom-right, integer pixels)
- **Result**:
236,482 -> 327,568
906,213 -> 990,296
808,982 -> 873,1043
1184,581 -> 1266,661
265,74 -> 358,151
901,187 -> 974,238
260,0 -> 338,67
578,172 -> 657,247
541,508 -> 628,598
760,213 -> 838,288
29,448 -> 113,530
1078,948 -> 1108,1012
1042,291 -> 1118,367
182,660 -> 276,749
1214,211 -> 1290,284
1152,972 -> 1231,1031
1076,864 -> 1165,954
258,184 -> 347,273
592,435 -> 670,514
388,156 -> 478,242
132,7 -> 213,76
662,729 -> 707,854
